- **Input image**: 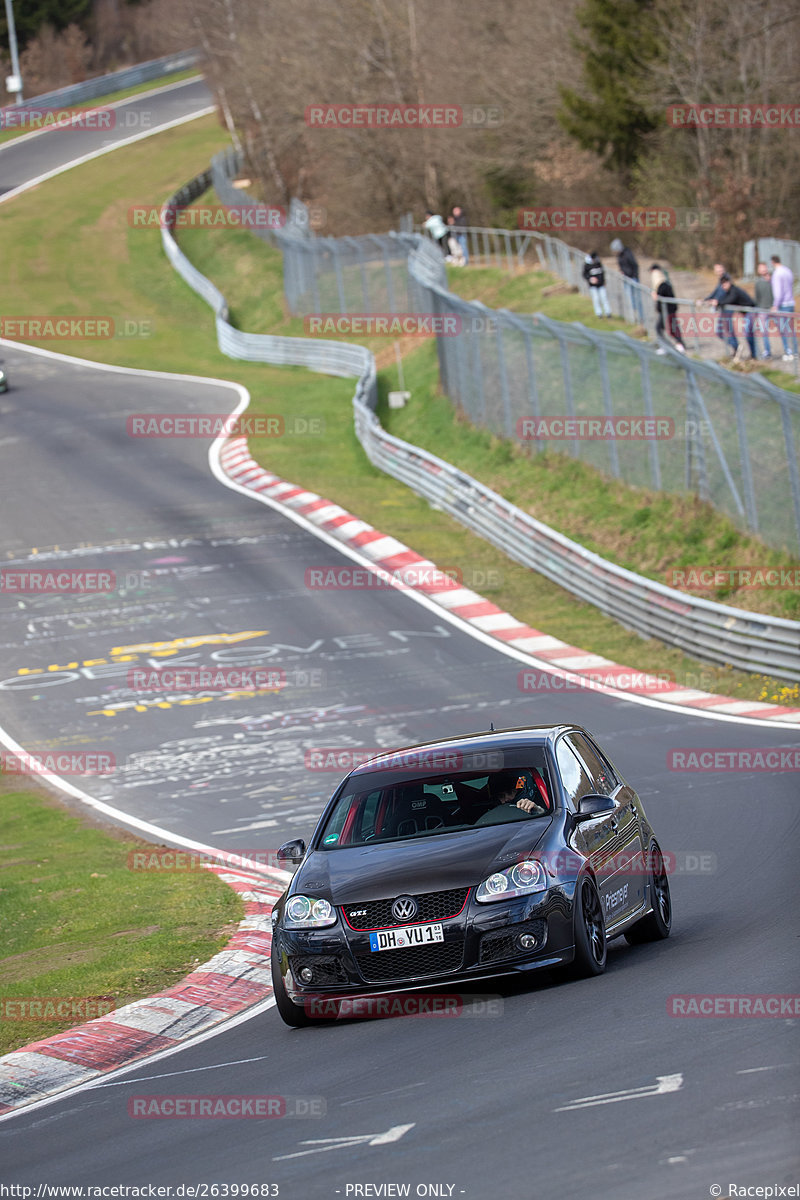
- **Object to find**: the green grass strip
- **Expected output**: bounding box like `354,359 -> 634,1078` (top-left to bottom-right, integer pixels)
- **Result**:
0,779 -> 242,1056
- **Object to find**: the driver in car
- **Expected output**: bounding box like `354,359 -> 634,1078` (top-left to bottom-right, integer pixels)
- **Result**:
481,769 -> 543,819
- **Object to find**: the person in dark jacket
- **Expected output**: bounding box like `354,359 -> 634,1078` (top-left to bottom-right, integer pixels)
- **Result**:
704,263 -> 731,350
718,275 -> 757,361
610,237 -> 643,322
650,265 -> 686,354
582,251 -> 611,317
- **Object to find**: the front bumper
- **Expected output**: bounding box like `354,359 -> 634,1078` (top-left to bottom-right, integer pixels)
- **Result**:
274,888 -> 574,1002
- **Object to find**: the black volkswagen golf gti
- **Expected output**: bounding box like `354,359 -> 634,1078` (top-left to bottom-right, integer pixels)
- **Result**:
270,725 -> 671,1024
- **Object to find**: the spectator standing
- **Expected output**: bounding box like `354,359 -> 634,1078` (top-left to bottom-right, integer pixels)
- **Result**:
610,237 -> 644,323
704,263 -> 730,351
445,216 -> 466,265
753,262 -> 774,359
582,251 -> 612,317
452,205 -> 469,265
423,210 -> 449,257
770,255 -> 798,360
650,264 -> 686,354
718,276 -> 757,362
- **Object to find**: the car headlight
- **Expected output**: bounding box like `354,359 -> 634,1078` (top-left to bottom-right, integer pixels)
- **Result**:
283,895 -> 337,928
476,860 -> 547,903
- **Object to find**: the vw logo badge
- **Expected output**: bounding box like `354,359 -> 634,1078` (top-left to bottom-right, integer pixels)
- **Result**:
392,895 -> 418,922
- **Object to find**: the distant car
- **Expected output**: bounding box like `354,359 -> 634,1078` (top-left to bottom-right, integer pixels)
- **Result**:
270,725 -> 672,1025
0,366 -> 7,393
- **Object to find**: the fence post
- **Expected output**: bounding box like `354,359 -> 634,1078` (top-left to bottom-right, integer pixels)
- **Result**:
638,352 -> 662,492
495,313 -> 514,439
779,400 -> 800,552
685,373 -> 710,502
558,334 -> 579,459
597,345 -> 621,478
731,382 -> 759,534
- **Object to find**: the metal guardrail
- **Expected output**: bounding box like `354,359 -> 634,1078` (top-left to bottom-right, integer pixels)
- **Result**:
212,166 -> 798,553
7,50 -> 200,113
207,151 -> 800,556
160,166 -> 800,681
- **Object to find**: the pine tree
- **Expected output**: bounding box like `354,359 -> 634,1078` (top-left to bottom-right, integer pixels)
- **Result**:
558,0 -> 661,173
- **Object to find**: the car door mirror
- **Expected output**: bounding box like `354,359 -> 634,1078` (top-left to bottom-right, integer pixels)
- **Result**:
276,839 -> 306,868
575,794 -> 615,819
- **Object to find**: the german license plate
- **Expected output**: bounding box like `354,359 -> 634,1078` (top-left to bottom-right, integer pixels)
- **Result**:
369,923 -> 444,952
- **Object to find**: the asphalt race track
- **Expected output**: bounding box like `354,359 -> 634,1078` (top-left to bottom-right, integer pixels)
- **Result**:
0,80 -> 798,1200
0,78 -> 214,200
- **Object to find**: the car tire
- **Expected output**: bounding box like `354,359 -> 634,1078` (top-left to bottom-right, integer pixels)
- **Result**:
569,876 -> 607,977
624,842 -> 672,944
271,942 -> 321,1027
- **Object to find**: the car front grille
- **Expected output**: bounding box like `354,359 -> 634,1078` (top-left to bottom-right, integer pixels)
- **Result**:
354,939 -> 465,983
343,887 -> 470,930
478,919 -> 547,964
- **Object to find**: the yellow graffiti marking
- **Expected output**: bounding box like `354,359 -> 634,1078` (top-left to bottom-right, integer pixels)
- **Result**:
110,632 -> 269,656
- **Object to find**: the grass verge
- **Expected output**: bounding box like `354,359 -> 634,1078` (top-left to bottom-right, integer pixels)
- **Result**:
0,115 -> 796,709
0,776 -> 242,1055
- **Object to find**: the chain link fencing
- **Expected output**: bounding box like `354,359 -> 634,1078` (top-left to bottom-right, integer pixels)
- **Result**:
206,148 -> 800,559
162,161 -> 800,678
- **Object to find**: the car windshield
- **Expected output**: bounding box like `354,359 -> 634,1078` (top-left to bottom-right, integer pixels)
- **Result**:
317,764 -> 553,849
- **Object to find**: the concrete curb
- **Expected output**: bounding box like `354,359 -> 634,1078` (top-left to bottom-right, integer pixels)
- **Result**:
219,436 -> 800,726
0,864 -> 285,1115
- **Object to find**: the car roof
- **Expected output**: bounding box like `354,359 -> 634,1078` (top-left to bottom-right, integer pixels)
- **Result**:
348,724 -> 582,778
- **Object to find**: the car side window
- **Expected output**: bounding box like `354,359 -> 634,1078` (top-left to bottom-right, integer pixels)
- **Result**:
569,733 -> 619,797
555,738 -> 594,805
358,790 -> 382,840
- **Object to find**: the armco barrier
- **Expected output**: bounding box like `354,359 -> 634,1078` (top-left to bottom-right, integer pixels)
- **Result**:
160,169 -> 800,682
8,50 -> 199,112
208,150 -> 800,558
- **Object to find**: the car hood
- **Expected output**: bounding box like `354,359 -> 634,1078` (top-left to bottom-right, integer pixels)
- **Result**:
293,819 -> 553,904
